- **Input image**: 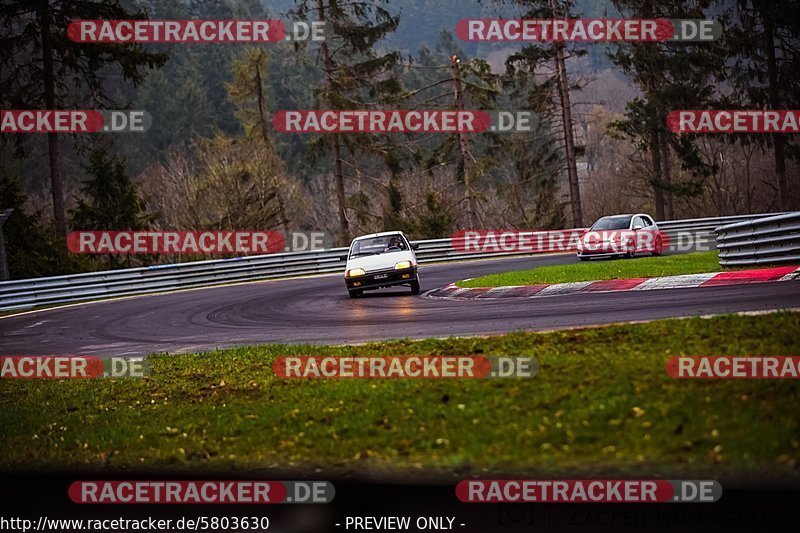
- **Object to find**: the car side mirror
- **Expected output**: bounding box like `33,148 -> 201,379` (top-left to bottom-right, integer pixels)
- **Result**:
411,243 -> 420,250
633,225 -> 643,231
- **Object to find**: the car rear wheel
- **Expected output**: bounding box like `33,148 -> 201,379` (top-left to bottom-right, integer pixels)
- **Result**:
348,289 -> 362,298
410,279 -> 420,295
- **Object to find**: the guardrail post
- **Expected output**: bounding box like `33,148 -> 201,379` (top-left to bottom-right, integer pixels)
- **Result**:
0,208 -> 13,281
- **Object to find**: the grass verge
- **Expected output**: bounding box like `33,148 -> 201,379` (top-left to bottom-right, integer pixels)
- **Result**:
1,312 -> 799,481
458,251 -> 721,287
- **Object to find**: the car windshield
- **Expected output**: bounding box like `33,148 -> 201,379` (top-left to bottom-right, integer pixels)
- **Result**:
591,216 -> 632,230
350,234 -> 407,257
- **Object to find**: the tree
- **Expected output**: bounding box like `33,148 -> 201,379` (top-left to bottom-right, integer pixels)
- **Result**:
507,0 -> 586,227
228,47 -> 293,231
549,0 -> 583,228
124,0 -> 267,169
70,149 -> 154,235
69,147 -> 155,269
135,62 -> 217,161
0,0 -> 166,235
138,47 -> 306,237
725,0 -> 800,210
0,170 -> 58,278
395,32 -> 499,230
610,0 -> 723,219
445,54 -> 501,228
182,134 -> 298,232
291,0 -> 403,244
415,190 -> 456,238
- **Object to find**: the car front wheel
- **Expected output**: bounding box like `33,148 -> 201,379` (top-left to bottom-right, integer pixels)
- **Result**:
410,278 -> 420,295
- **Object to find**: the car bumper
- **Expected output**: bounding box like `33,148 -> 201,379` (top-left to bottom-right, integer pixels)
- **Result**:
345,267 -> 417,291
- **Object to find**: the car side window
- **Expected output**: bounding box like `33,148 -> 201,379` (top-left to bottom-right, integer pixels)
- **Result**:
643,216 -> 654,227
632,216 -> 645,229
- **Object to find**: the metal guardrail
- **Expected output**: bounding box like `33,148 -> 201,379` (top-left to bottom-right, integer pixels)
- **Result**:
716,212 -> 800,267
657,213 -> 789,252
0,213 -> 783,312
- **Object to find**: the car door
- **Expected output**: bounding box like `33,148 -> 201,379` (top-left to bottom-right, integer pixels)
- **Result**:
640,215 -> 660,253
631,215 -> 646,252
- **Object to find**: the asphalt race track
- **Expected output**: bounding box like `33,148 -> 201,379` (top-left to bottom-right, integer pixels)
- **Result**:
1,253 -> 798,357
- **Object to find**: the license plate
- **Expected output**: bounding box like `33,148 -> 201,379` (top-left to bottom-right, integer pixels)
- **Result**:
374,274 -> 388,279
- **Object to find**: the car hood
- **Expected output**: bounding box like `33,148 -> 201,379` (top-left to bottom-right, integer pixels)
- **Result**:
345,250 -> 416,273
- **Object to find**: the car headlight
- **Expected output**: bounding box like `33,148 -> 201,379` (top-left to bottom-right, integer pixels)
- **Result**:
346,268 -> 366,277
394,261 -> 413,270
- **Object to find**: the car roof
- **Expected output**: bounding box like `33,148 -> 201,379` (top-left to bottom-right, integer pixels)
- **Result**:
352,231 -> 406,242
598,213 -> 654,219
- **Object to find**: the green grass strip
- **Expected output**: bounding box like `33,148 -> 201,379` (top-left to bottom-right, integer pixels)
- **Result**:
459,251 -> 721,287
1,312 -> 798,480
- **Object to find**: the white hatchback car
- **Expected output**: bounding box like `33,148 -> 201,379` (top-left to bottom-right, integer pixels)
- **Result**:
343,231 -> 420,298
576,213 -> 665,260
